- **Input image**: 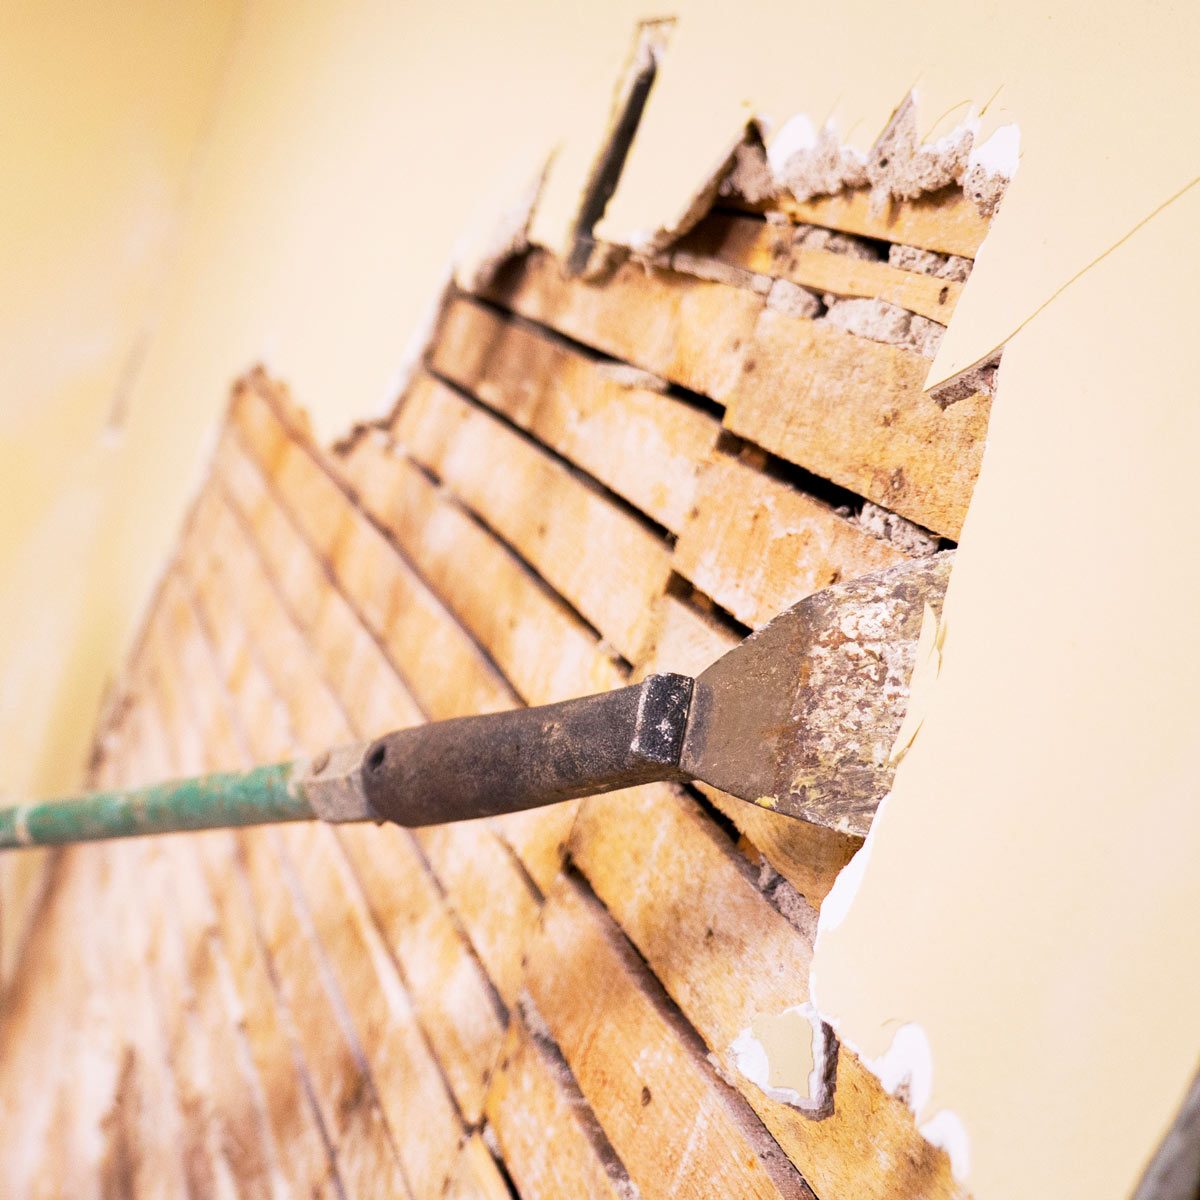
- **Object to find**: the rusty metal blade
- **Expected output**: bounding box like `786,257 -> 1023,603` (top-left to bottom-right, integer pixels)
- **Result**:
679,552 -> 954,837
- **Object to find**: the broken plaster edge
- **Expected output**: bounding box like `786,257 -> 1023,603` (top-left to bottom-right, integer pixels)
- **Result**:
728,1002 -> 833,1113
810,787 -> 972,1182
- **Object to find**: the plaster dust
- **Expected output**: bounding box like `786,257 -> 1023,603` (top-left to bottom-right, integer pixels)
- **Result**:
812,184 -> 1200,1199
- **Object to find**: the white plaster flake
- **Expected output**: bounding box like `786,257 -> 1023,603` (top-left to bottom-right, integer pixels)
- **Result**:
766,113 -> 819,173
968,123 -> 1021,179
921,1108 -> 972,1181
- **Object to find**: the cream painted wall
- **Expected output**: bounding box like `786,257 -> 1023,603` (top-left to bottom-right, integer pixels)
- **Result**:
0,0 -> 240,968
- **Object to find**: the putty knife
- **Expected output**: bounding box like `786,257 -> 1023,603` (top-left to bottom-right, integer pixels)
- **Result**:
0,553 -> 951,849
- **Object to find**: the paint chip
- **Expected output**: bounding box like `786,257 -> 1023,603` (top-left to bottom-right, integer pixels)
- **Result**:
729,1003 -> 833,1113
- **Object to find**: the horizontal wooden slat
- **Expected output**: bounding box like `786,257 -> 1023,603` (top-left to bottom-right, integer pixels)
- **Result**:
524,873 -> 814,1200
281,823 -> 464,1200
208,452 -> 554,1032
489,803 -> 578,897
213,440 -> 427,737
479,250 -> 762,401
720,308 -> 988,538
429,294 -> 720,533
393,373 -> 672,663
145,597 -> 339,1196
673,451 -> 906,628
340,432 -> 625,704
749,185 -> 990,258
485,1008 -> 636,1200
238,829 -> 413,1196
232,379 -> 516,719
159,837 -> 283,1200
414,821 -> 542,1008
676,211 -> 962,323
169,559 -> 421,1198
195,830 -> 342,1199
570,784 -> 963,1200
337,822 -> 507,1126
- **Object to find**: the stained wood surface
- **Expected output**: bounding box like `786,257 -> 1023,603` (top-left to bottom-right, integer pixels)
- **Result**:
0,178 -> 994,1198
675,210 -> 965,323
742,184 -> 990,258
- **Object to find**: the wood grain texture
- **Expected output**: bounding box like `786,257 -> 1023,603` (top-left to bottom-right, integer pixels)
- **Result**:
721,308 -> 989,538
429,293 -> 720,533
232,381 -> 516,719
222,405 -> 566,1007
484,1007 -> 637,1200
189,470 -> 514,1125
393,372 -> 672,663
674,450 -> 906,629
480,250 -> 762,400
677,210 -> 963,322
444,1134 -> 513,1200
744,184 -> 990,258
524,872 -> 816,1200
164,570 -> 415,1199
3,177 -> 996,1197
341,430 -> 626,704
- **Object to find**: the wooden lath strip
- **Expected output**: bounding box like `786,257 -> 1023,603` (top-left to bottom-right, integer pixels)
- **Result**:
477,249 -> 986,537
722,308 -> 988,538
478,250 -> 761,401
340,431 -> 627,705
523,871 -> 816,1200
392,372 -> 672,664
338,820 -> 508,1126
166,568 -> 428,1197
444,1133 -> 515,1200
223,405 -> 565,986
484,1005 -> 640,1200
673,448 -> 908,629
738,184 -> 990,258
135,598 -> 341,1196
153,574 -> 411,1197
231,378 -> 517,719
157,835 -> 287,1200
212,444 -> 427,737
276,822 -> 466,1200
675,210 -> 964,323
427,294 -> 720,534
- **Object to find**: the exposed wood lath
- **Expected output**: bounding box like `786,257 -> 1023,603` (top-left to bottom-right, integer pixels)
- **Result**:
0,186 -> 993,1198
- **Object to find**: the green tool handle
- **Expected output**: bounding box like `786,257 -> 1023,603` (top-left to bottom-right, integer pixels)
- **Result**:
0,673 -> 696,851
0,762 -> 310,850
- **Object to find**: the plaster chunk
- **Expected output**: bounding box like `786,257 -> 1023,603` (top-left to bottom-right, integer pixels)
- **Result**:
888,244 -> 972,281
729,1003 -> 834,1113
769,113 -> 870,203
867,93 -> 973,212
766,277 -> 823,319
